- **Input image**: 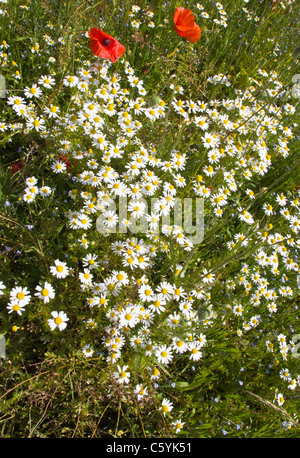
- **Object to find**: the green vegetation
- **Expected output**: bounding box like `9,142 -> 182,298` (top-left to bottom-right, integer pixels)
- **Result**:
0,0 -> 299,438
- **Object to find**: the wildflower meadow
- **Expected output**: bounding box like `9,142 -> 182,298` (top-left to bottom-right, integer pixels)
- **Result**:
0,0 -> 300,439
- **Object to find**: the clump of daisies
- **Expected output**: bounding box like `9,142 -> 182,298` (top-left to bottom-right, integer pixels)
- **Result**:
2,32 -> 300,433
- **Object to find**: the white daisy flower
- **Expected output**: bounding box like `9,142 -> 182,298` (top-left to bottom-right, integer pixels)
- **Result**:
48,311 -> 69,331
39,186 -> 52,197
9,286 -> 31,306
7,301 -> 26,315
34,282 -> 55,303
134,384 -> 148,401
159,398 -> 173,416
113,365 -> 131,384
79,269 -> 94,286
50,259 -> 69,279
82,344 -> 94,357
155,344 -> 173,364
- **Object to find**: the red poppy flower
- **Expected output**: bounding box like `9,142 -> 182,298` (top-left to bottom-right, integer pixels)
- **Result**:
11,160 -> 23,174
58,154 -> 72,171
173,7 -> 201,43
88,28 -> 125,63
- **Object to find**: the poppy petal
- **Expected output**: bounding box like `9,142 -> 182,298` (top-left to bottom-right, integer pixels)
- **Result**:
173,7 -> 201,43
174,7 -> 196,30
88,28 -> 125,62
177,24 -> 201,43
